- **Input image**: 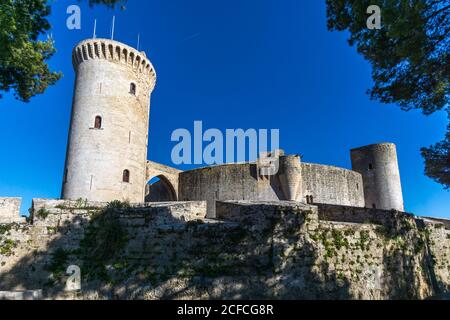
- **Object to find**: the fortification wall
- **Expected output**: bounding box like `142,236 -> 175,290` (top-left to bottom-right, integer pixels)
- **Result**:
0,199 -> 207,292
317,204 -> 412,227
0,198 -> 25,224
425,220 -> 450,293
179,163 -> 282,217
301,164 -> 364,207
178,162 -> 365,217
423,217 -> 450,230
1,200 -> 448,300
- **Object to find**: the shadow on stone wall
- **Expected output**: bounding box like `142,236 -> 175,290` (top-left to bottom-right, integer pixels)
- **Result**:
3,201 -> 448,300
0,211 -> 91,292
0,202 -> 355,300
378,215 -> 439,299
140,207 -> 353,300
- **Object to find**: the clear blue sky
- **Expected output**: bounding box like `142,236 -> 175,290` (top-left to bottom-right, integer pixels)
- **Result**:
0,0 -> 448,217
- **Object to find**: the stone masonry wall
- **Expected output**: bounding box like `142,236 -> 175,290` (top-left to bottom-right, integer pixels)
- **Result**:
0,198 -> 25,224
301,164 -> 364,207
179,162 -> 365,218
62,39 -> 156,203
0,199 -> 206,292
0,200 -> 448,300
317,204 -> 413,227
178,163 -> 281,218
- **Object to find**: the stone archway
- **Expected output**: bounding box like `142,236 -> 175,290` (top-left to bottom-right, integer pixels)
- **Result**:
146,175 -> 178,202
145,161 -> 181,202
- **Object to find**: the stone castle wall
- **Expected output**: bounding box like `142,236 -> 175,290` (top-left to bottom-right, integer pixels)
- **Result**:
179,163 -> 281,217
0,200 -> 448,300
301,163 -> 364,207
0,198 -> 25,224
0,200 -> 207,293
178,162 -> 365,217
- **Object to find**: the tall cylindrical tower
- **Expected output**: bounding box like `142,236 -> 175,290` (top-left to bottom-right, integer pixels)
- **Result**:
61,38 -> 157,203
351,143 -> 404,211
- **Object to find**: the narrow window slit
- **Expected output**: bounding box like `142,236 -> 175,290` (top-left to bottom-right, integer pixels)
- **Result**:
123,170 -> 130,183
94,116 -> 102,129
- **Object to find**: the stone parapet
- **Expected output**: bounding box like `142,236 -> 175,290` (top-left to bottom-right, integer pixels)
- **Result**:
72,38 -> 156,90
0,198 -> 25,224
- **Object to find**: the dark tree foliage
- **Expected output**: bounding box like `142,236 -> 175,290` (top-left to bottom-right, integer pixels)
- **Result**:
326,0 -> 449,188
0,0 -> 125,102
0,0 -> 61,102
85,0 -> 126,8
422,124 -> 450,189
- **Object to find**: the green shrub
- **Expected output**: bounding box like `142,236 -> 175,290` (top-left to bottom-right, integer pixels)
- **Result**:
106,200 -> 131,209
332,229 -> 349,250
0,239 -> 16,256
47,248 -> 69,277
78,209 -> 128,281
36,209 -> 50,220
75,198 -> 88,208
357,230 -> 371,250
0,225 -> 12,235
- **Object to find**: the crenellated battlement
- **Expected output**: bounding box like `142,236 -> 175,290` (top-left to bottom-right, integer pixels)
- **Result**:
72,38 -> 156,90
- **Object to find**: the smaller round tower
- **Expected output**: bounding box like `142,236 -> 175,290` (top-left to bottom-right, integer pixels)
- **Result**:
351,143 -> 404,211
278,155 -> 303,201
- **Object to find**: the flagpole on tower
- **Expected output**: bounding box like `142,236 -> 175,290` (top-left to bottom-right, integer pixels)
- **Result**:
93,19 -> 97,39
137,33 -> 140,51
111,16 -> 116,40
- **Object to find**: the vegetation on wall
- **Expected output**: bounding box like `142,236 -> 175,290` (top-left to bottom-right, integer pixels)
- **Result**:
77,202 -> 129,281
2,200 -> 448,299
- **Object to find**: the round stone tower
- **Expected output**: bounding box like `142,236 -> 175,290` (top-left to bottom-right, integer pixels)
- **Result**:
61,38 -> 157,203
278,155 -> 303,201
351,143 -> 404,211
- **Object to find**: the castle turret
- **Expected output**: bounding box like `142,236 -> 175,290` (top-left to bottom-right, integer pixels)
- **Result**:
351,143 -> 404,211
61,39 -> 157,202
278,155 -> 302,201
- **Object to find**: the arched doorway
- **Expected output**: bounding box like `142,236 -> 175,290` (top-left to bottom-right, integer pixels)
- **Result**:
145,175 -> 177,202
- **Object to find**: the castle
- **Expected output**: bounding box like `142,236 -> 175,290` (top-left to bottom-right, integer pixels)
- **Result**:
61,38 -> 405,218
1,39 -> 448,300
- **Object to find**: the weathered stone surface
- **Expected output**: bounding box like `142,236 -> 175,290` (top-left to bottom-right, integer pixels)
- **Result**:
60,38 -> 405,223
317,204 -> 412,228
351,143 -> 404,211
0,290 -> 42,300
178,161 -> 365,218
61,38 -> 156,203
0,198 -> 25,224
0,200 -> 448,300
145,161 -> 181,201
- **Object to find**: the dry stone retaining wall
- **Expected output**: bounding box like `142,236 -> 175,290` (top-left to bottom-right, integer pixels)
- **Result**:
0,200 -> 448,300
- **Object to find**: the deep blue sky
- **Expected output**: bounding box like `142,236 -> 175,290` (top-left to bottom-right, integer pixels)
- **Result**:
0,0 -> 448,217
